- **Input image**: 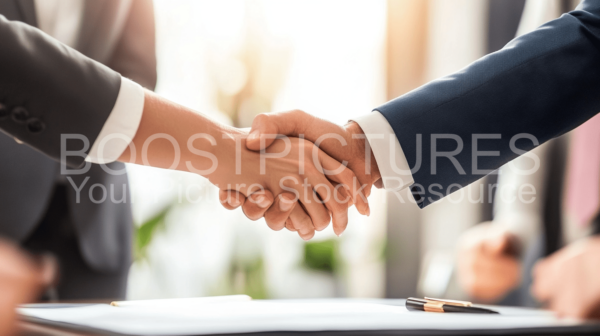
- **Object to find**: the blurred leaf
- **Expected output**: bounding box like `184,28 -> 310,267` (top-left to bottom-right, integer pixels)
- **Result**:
236,258 -> 268,299
212,256 -> 268,299
134,205 -> 172,261
302,239 -> 339,273
379,238 -> 389,261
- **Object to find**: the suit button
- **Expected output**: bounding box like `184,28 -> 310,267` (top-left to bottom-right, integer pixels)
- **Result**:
27,118 -> 45,134
11,107 -> 29,124
0,103 -> 8,120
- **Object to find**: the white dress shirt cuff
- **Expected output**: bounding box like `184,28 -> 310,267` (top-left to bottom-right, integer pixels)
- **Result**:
351,111 -> 414,191
86,78 -> 145,164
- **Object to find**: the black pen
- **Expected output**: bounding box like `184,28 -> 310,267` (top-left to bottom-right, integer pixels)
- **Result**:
406,297 -> 499,314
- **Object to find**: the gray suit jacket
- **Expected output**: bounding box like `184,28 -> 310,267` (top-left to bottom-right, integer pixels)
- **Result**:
0,0 -> 156,272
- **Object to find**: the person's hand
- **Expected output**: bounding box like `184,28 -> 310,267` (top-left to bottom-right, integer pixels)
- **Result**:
457,223 -> 521,303
119,94 -> 357,240
221,110 -> 380,234
208,132 -> 358,240
532,236 -> 600,319
0,240 -> 55,335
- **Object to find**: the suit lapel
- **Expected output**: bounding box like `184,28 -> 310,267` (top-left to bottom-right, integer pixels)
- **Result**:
76,0 -> 106,51
14,0 -> 37,27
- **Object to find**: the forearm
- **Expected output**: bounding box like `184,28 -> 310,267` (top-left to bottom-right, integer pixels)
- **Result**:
118,90 -> 241,182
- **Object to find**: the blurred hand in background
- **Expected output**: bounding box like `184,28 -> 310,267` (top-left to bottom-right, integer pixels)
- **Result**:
532,236 -> 600,319
0,240 -> 56,335
457,223 -> 522,303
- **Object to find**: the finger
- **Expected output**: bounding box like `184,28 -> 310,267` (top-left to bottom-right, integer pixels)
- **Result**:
264,193 -> 297,231
289,204 -> 315,240
335,184 -> 352,207
317,149 -> 370,216
219,190 -> 246,210
311,176 -> 348,235
298,185 -> 333,233
480,258 -> 520,291
285,218 -> 297,232
319,161 -> 371,216
317,150 -> 365,234
531,259 -> 553,302
242,190 -> 274,221
247,110 -> 314,151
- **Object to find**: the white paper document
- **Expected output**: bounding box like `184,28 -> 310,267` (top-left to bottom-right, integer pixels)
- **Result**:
110,295 -> 252,308
18,299 -> 592,336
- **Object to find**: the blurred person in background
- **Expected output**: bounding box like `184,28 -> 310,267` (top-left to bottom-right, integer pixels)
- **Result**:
457,140 -> 556,304
0,0 -> 157,300
458,113 -> 600,312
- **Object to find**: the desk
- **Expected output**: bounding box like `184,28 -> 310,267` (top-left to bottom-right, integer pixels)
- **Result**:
17,299 -> 600,336
18,300 -> 111,336
18,322 -> 99,336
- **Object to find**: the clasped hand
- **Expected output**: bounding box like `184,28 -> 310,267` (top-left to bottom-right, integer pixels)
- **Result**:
218,110 -> 382,239
122,94 -> 378,239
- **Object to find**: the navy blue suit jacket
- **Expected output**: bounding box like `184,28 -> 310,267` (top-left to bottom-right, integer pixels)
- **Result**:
377,0 -> 600,208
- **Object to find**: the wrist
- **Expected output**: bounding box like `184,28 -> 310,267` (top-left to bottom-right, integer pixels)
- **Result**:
345,121 -> 381,185
202,126 -> 248,185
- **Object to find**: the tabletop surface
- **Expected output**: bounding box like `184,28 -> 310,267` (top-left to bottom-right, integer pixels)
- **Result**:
16,299 -> 600,336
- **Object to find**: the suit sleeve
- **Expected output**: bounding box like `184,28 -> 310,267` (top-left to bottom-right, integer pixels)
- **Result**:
107,0 -> 157,90
376,0 -> 600,208
0,14 -> 121,168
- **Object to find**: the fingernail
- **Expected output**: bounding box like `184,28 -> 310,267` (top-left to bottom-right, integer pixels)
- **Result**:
229,198 -> 242,208
302,233 -> 315,241
256,195 -> 270,208
366,204 -> 371,216
248,130 -> 259,141
279,197 -> 294,211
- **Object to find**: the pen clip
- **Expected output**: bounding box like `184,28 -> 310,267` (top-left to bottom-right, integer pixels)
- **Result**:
424,297 -> 472,307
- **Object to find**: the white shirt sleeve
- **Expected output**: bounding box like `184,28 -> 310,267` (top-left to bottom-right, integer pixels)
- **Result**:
85,77 -> 145,164
350,111 -> 414,191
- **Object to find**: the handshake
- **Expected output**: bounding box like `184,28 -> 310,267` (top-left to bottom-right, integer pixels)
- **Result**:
119,91 -> 383,240
217,109 -> 380,240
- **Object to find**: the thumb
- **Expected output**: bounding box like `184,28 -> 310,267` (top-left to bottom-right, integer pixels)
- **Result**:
484,233 -> 511,256
247,110 -> 309,151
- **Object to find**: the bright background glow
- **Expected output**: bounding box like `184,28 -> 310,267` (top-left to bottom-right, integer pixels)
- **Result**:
126,0 -> 388,300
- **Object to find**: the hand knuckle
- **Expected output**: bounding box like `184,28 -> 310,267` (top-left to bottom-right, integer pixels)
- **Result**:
255,113 -> 268,122
299,218 -> 313,229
